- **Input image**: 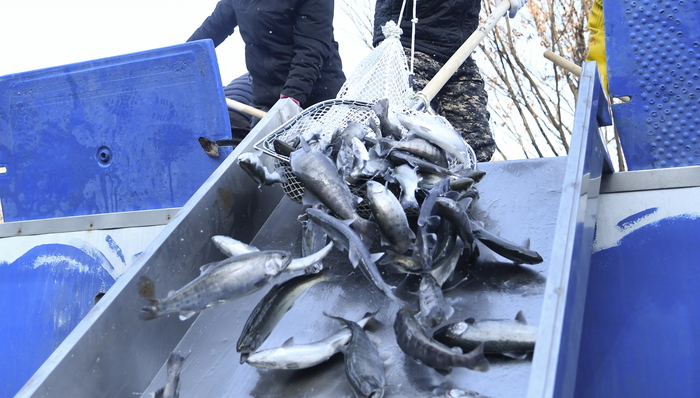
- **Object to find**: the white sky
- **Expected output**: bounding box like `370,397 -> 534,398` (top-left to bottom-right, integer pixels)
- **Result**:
0,0 -> 371,84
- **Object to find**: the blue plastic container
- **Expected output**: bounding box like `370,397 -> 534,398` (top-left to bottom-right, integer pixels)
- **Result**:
605,0 -> 700,170
0,40 -> 232,222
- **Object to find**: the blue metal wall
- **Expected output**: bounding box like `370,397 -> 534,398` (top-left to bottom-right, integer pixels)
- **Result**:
576,207 -> 700,396
0,40 -> 232,222
605,0 -> 700,170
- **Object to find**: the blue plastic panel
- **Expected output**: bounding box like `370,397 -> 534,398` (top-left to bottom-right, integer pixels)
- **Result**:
0,223 -> 166,398
0,40 -> 231,222
605,0 -> 700,170
575,185 -> 700,397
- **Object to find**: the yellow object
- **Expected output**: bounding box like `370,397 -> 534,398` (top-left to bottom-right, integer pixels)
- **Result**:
586,0 -> 608,93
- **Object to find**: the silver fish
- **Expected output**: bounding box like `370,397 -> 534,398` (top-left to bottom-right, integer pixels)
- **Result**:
290,138 -> 375,241
417,172 -> 446,190
364,180 -> 415,254
237,151 -> 287,188
336,139 -> 356,183
430,216 -> 457,271
471,224 -> 544,265
348,136 -> 371,181
358,157 -> 394,181
379,251 -> 424,275
372,98 -> 402,140
237,271 -> 330,363
326,313 -> 386,398
388,150 -> 454,176
300,217 -> 330,274
153,353 -> 185,398
212,235 -> 259,258
139,250 -> 292,321
211,235 -> 332,273
245,312 -> 375,370
433,311 -> 537,359
393,306 -> 489,372
391,164 -> 422,210
305,208 -> 400,303
377,136 -> 448,168
415,178 -> 452,269
434,197 -> 476,258
429,236 -> 464,287
418,273 -> 454,328
287,242 -> 333,273
397,112 -> 475,170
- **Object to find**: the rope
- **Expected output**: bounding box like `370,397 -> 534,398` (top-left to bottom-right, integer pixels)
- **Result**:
394,0 -> 418,76
410,0 -> 418,75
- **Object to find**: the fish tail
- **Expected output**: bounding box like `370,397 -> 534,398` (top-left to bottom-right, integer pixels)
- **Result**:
139,299 -> 162,321
323,311 -> 350,327
461,341 -> 490,372
167,352 -> 186,368
239,352 -> 250,365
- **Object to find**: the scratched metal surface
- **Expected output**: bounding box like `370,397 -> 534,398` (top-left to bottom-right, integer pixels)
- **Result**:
140,156 -> 567,398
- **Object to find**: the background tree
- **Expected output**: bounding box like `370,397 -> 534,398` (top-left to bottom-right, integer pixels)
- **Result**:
336,0 -> 625,170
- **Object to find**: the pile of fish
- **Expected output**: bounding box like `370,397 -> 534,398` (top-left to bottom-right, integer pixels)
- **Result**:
139,98 -> 544,398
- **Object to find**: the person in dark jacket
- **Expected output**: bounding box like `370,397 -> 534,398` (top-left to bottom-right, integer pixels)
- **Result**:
373,0 -> 496,162
188,0 -> 346,112
223,72 -> 254,142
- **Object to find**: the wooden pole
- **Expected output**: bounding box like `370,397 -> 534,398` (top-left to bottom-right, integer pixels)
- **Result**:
543,50 -> 582,77
226,98 -> 267,119
413,0 -> 511,109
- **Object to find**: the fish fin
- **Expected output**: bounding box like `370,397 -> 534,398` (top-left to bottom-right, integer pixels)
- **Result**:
152,388 -> 164,398
272,167 -> 290,184
239,352 -> 250,364
358,309 -> 380,326
348,244 -> 360,268
469,342 -> 490,372
370,252 -> 385,263
282,337 -> 295,347
443,190 -> 461,202
200,263 -> 217,275
301,189 -> 323,207
323,146 -> 334,158
444,303 -> 455,320
139,303 -> 161,321
521,237 -> 532,250
299,136 -> 311,151
515,310 -> 528,325
407,227 -> 416,240
360,381 -> 381,397
379,231 -> 390,247
179,311 -> 197,321
166,290 -> 177,299
323,312 -> 350,327
503,351 -> 529,360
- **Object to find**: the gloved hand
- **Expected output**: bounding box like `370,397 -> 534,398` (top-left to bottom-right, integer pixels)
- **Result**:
509,0 -> 527,18
280,94 -> 300,107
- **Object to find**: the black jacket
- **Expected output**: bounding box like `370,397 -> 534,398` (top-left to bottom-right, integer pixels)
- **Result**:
189,0 -> 346,108
373,0 -> 481,64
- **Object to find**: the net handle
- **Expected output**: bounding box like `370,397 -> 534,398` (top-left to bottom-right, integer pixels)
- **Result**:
226,98 -> 268,119
411,0 -> 511,110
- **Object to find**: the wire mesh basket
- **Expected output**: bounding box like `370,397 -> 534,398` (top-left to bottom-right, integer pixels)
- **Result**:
250,21 -> 477,211
253,99 -> 383,209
